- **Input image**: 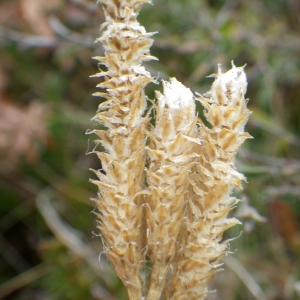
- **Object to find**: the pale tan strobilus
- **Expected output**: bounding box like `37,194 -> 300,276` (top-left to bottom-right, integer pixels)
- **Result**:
89,1 -> 251,299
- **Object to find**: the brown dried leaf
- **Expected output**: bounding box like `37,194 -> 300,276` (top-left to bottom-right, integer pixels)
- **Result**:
20,0 -> 61,37
0,97 -> 49,171
269,199 -> 300,251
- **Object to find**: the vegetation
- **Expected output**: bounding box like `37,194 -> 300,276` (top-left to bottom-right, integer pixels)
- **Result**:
0,0 -> 299,299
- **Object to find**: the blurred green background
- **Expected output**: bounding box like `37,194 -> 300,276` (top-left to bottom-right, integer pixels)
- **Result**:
0,0 -> 299,299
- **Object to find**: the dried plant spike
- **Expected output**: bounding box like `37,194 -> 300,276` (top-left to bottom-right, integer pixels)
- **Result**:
167,63 -> 252,300
89,1 -> 252,298
145,78 -> 199,300
89,1 -> 157,299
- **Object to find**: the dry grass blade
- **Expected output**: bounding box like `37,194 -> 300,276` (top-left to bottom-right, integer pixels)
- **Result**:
35,188 -> 114,290
224,255 -> 267,300
0,264 -> 50,299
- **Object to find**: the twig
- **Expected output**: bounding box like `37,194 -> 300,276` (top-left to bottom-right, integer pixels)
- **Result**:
249,116 -> 300,148
67,0 -> 98,13
265,184 -> 300,197
48,16 -> 95,47
240,150 -> 300,175
0,17 -> 97,49
0,26 -> 58,48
